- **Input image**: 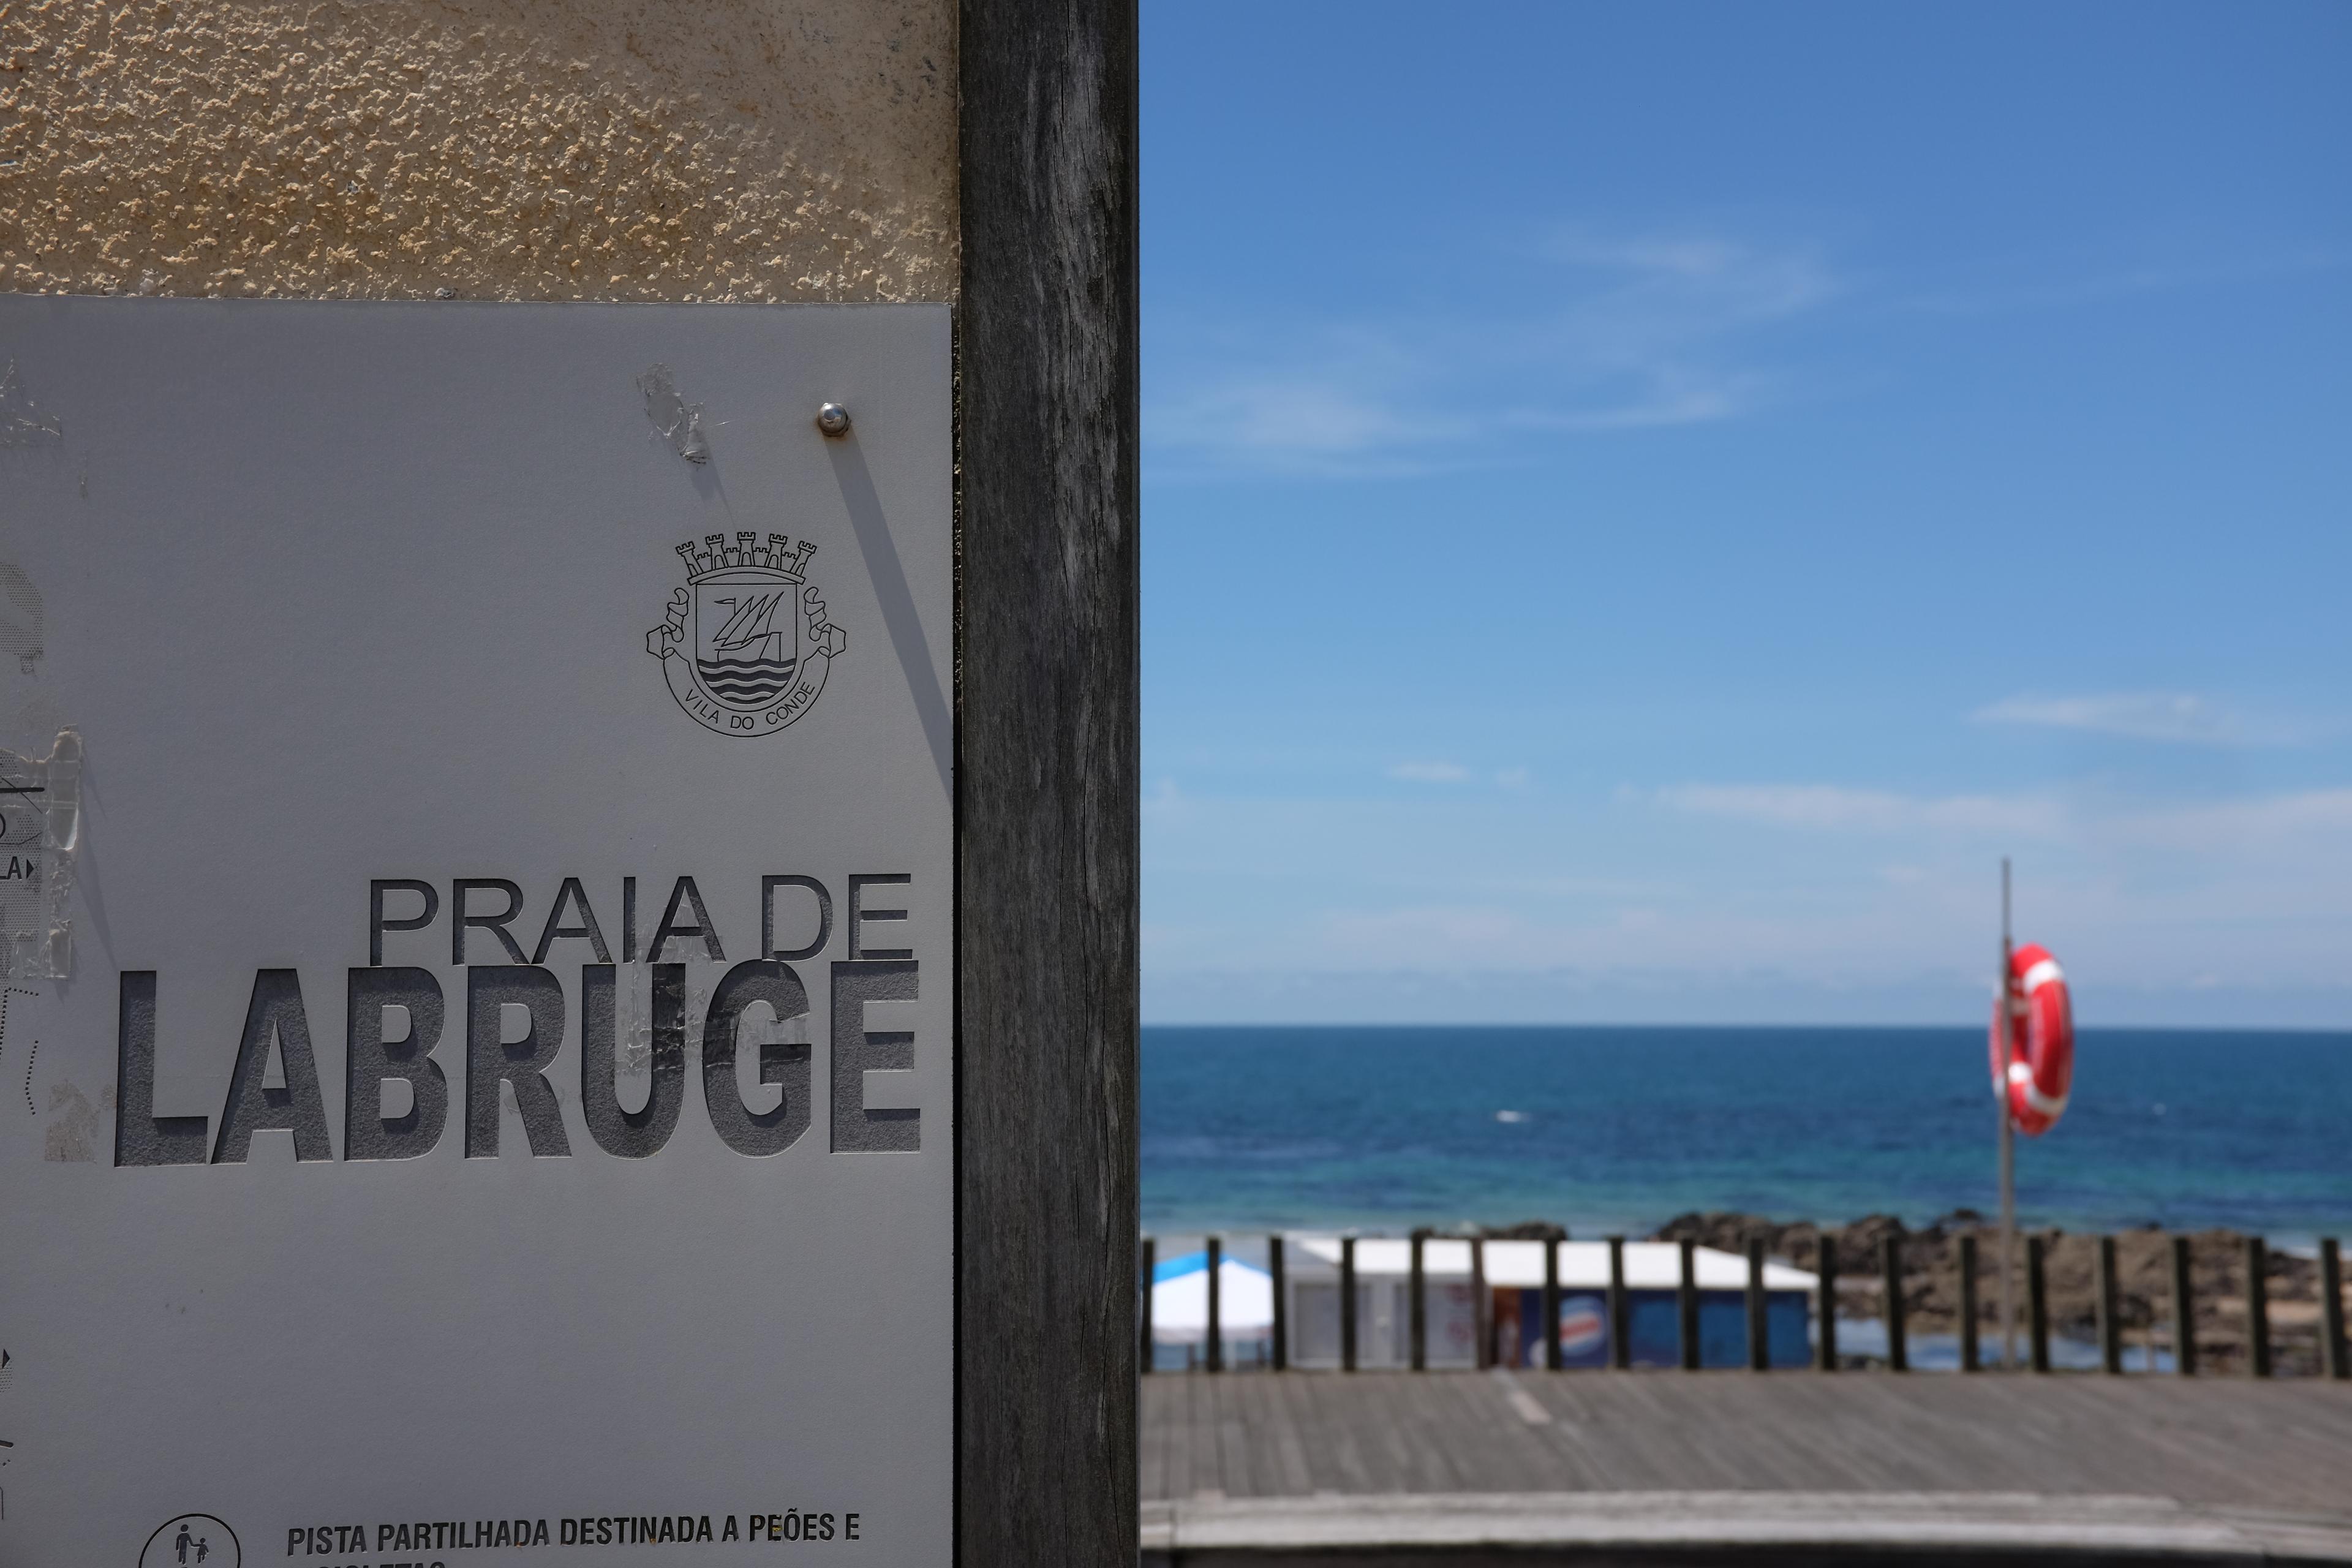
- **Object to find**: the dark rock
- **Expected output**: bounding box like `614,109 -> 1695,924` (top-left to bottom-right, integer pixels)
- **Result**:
1643,1210 -> 2336,1376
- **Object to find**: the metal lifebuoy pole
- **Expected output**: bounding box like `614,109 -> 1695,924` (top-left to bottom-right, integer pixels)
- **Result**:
1998,858 -> 2018,1370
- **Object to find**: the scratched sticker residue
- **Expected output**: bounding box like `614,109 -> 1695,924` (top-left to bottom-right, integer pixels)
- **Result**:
0,728 -> 81,980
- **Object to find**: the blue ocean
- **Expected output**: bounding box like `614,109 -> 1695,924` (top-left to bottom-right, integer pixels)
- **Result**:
1142,1027 -> 2352,1243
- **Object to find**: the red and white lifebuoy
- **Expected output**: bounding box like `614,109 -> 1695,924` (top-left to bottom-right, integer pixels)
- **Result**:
1989,942 -> 2073,1136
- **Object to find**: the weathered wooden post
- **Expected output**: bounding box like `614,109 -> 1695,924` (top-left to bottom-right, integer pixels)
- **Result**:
2171,1235 -> 2198,1376
1608,1235 -> 1634,1371
1817,1231 -> 1841,1371
1746,1236 -> 1770,1371
1142,1235 -> 1158,1375
1544,1227 -> 1566,1371
2097,1235 -> 2122,1374
1959,1234 -> 1981,1372
1881,1235 -> 1909,1373
1341,1235 -> 1359,1372
960,2 -> 1142,1553
1270,1235 -> 1289,1372
2322,1237 -> 2348,1381
2027,1235 -> 2052,1373
2245,1236 -> 2271,1378
1206,1235 -> 1224,1373
0,1 -> 1142,1559
1409,1228 -> 1428,1372
1471,1234 -> 1492,1370
1678,1237 -> 1702,1371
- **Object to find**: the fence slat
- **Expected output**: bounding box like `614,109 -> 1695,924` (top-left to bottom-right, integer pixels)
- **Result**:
1471,1235 -> 1490,1371
1745,1237 -> 1769,1371
1140,1236 -> 1155,1374
2097,1235 -> 2122,1375
2245,1235 -> 2270,1379
1678,1238 -> 1700,1371
1959,1233 -> 1980,1373
1268,1235 -> 1286,1372
2323,1238 -> 2348,1382
1880,1235 -> 1907,1373
1205,1235 -> 1223,1374
1543,1227 -> 1564,1371
1340,1235 -> 1358,1373
1816,1231 -> 1839,1372
2170,1235 -> 2196,1378
1608,1235 -> 1632,1371
2027,1235 -> 2051,1374
1409,1229 -> 1427,1373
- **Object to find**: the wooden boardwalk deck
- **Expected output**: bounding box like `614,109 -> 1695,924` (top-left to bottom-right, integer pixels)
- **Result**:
1140,1370 -> 2352,1515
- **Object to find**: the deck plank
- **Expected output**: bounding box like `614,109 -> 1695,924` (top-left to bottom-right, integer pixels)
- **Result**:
1140,1370 -> 2352,1514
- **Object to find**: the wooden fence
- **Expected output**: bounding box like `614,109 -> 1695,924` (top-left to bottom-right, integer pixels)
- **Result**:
1141,1231 -> 2351,1379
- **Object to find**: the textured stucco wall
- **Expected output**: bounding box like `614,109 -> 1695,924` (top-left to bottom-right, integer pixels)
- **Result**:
0,0 -> 956,301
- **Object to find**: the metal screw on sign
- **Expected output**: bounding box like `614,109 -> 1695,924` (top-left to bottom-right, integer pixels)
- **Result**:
816,402 -> 852,437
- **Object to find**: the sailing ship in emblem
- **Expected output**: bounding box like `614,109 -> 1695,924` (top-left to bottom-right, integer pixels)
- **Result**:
698,582 -> 797,706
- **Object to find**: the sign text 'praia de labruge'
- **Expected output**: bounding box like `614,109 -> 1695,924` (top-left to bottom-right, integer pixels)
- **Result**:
115,875 -> 925,1168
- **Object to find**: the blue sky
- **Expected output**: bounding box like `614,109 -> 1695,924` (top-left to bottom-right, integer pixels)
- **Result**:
1139,1 -> 2351,1027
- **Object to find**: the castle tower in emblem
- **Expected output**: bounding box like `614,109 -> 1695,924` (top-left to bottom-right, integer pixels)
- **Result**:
647,531 -> 846,736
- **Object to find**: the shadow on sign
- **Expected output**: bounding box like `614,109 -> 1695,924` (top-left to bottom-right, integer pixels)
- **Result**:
829,437 -> 954,799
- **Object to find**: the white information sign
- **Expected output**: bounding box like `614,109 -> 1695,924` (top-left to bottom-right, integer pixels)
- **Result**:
0,300 -> 955,1565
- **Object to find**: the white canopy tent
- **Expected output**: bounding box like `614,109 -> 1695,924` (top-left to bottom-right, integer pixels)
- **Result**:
1286,1237 -> 1815,1291
1150,1254 -> 1276,1345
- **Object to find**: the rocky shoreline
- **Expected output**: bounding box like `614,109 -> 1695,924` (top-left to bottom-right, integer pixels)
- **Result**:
1648,1210 -> 2344,1377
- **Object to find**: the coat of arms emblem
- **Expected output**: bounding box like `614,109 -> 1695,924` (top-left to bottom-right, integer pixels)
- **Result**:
646,532 -> 847,736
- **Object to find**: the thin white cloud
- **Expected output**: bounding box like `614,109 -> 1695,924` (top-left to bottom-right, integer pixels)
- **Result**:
1501,371 -> 1761,433
2108,790 -> 2352,851
1324,904 -> 1528,954
1651,777 -> 2352,862
1389,760 -> 1472,783
1655,783 -> 2065,839
1537,228 -> 1836,358
1496,766 -> 1534,789
1972,691 -> 2313,747
1149,234 -> 2343,480
1544,235 -> 1755,277
1310,897 -> 1997,976
1151,375 -> 1459,463
1146,227 -> 1837,477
